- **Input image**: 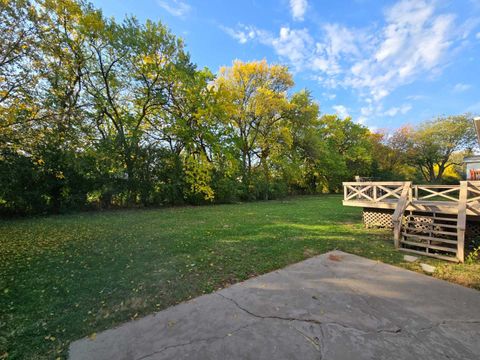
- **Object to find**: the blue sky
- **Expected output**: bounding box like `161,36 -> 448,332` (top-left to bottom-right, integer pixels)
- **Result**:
91,0 -> 480,131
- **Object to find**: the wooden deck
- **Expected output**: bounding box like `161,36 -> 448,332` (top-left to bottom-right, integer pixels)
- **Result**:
343,198 -> 480,216
342,181 -> 480,262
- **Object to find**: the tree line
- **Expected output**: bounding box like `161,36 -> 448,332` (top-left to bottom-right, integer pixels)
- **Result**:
0,0 -> 477,216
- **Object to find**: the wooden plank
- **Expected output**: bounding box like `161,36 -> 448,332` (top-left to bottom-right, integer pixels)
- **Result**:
343,200 -> 461,214
467,184 -> 480,197
400,240 -> 457,253
392,182 -> 412,248
416,186 -> 459,202
376,185 -> 403,201
408,202 -> 469,215
405,221 -> 458,229
466,195 -> 480,203
405,215 -> 457,222
342,181 -> 407,186
404,227 -> 457,236
345,185 -> 373,201
399,248 -> 459,262
457,181 -> 468,263
343,200 -> 398,209
401,233 -> 458,245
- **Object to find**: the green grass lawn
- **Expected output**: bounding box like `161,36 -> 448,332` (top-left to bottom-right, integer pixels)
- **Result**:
1,195 -> 479,359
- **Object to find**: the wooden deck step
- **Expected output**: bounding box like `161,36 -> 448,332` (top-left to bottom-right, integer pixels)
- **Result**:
405,215 -> 457,222
401,232 -> 458,245
399,248 -> 459,262
405,221 -> 459,229
400,239 -> 457,253
403,227 -> 457,237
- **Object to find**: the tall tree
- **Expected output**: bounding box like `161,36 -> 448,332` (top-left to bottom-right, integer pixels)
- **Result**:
284,89 -> 321,193
369,126 -> 415,180
0,0 -> 41,151
407,115 -> 476,182
0,0 -> 38,112
316,115 -> 374,191
84,16 -> 192,202
216,60 -> 294,198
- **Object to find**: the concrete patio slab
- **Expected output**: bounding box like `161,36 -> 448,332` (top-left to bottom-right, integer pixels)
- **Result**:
69,251 -> 480,360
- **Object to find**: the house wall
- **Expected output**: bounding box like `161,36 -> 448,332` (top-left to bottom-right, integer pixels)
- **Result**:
466,162 -> 480,180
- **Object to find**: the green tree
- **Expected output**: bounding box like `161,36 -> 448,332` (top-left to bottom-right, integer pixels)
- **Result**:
407,115 -> 476,182
216,60 -> 294,199
84,16 -> 192,203
0,0 -> 39,120
316,115 -> 374,192
283,89 -> 321,193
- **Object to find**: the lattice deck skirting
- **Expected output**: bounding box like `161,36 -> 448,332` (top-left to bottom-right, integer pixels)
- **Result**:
362,208 -> 394,228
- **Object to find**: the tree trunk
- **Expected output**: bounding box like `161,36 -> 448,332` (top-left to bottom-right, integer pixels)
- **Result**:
124,149 -> 136,206
262,159 -> 269,200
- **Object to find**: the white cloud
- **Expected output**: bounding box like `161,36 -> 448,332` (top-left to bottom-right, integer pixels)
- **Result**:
406,94 -> 427,100
230,1 -> 458,105
221,25 -> 259,44
290,0 -> 308,21
332,105 -> 350,119
223,25 -> 313,70
477,32 -> 480,39
456,17 -> 480,40
221,0 -> 473,123
312,24 -> 361,77
359,102 -> 412,123
383,104 -> 412,117
157,0 -> 191,17
274,0 -> 457,103
453,83 -> 472,92
322,92 -> 336,100
269,27 -> 313,69
342,0 -> 455,101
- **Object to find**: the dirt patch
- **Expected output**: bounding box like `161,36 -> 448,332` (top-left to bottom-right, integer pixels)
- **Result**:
328,254 -> 343,262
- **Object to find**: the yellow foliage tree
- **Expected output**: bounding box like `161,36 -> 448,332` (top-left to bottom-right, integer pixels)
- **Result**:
216,60 -> 294,198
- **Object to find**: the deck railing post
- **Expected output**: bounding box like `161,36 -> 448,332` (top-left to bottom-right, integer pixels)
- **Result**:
392,182 -> 412,248
457,181 -> 468,263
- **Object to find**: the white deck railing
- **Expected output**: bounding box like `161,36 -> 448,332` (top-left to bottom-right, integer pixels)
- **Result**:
343,181 -> 480,206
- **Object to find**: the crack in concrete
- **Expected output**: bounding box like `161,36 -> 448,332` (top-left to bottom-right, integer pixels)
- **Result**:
318,261 -> 480,334
216,293 -> 403,336
135,322 -> 255,360
417,319 -> 480,333
290,325 -> 321,352
317,323 -> 326,360
441,319 -> 480,325
217,292 -> 324,325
